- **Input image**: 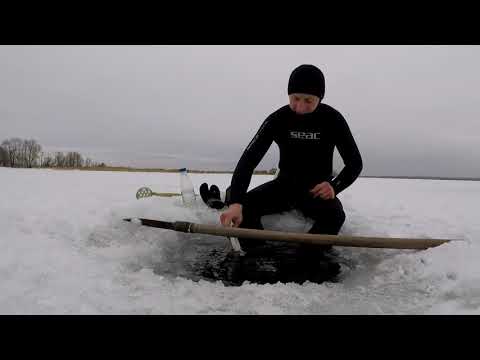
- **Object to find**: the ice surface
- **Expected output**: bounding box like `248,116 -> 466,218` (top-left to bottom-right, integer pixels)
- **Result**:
0,167 -> 478,314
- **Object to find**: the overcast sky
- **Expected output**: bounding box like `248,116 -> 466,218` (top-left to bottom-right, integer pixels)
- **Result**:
1,45 -> 479,177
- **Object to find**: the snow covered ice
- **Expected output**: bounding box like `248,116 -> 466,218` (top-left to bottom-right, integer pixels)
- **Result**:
1,167 -> 479,314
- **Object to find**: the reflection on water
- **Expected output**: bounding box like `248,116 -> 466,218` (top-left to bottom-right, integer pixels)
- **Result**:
153,237 -> 342,286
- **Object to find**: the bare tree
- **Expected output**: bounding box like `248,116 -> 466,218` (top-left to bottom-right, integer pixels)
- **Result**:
42,153 -> 54,168
0,146 -> 7,166
1,138 -> 23,168
54,152 -> 66,168
23,139 -> 42,168
74,152 -> 84,168
19,140 -> 27,167
65,152 -> 74,168
38,151 -> 45,167
63,152 -> 83,168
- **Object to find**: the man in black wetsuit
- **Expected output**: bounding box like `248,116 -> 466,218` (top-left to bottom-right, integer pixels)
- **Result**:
220,64 -> 363,251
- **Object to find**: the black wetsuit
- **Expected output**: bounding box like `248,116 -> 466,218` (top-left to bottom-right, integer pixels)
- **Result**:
226,103 -> 363,248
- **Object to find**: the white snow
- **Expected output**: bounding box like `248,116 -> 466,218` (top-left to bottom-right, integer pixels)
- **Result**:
1,167 -> 479,314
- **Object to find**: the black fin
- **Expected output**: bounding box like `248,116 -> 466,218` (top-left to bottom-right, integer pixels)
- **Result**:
209,184 -> 221,200
199,183 -> 211,204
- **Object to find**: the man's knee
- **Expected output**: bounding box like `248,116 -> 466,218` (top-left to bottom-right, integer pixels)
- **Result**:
330,207 -> 346,232
309,207 -> 346,235
337,208 -> 346,228
318,201 -> 345,223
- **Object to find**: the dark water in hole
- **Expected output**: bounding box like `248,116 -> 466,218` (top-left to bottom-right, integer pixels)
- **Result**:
153,236 -> 342,286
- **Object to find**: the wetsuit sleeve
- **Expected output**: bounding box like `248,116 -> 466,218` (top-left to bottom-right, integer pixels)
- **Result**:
329,113 -> 363,195
229,116 -> 276,205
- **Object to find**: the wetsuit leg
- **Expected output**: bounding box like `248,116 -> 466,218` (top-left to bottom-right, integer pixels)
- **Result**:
295,195 -> 346,255
299,197 -> 346,235
235,179 -> 293,249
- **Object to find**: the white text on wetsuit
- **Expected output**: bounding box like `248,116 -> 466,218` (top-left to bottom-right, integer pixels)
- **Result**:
290,131 -> 321,140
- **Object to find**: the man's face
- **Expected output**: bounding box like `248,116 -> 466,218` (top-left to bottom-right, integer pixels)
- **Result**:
289,93 -> 320,115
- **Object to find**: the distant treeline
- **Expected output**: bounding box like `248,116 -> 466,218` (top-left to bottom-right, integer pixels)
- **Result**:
0,138 -> 106,169
51,166 -> 279,175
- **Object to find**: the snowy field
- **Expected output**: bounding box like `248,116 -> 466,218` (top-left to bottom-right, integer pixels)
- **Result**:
1,167 -> 479,314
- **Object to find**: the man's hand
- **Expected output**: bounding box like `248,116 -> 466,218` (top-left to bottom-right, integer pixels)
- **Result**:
310,181 -> 335,200
220,203 -> 243,227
